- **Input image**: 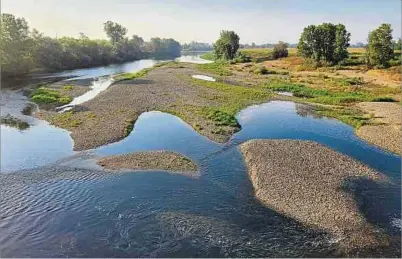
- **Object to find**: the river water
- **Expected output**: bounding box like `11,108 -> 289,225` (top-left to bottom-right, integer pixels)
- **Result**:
0,54 -> 400,257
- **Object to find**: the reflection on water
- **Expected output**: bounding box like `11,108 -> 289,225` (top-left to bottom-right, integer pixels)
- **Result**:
232,101 -> 401,179
48,59 -> 165,80
96,111 -> 221,161
176,53 -> 213,64
57,77 -> 115,112
0,123 -> 74,172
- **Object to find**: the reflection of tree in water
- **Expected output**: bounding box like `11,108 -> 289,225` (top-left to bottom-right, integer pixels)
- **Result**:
295,103 -> 323,119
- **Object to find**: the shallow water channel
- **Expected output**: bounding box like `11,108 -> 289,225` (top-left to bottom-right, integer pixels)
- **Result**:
1,97 -> 400,257
1,52 -> 401,256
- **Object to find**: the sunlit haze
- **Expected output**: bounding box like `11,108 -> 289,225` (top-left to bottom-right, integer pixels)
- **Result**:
3,0 -> 401,44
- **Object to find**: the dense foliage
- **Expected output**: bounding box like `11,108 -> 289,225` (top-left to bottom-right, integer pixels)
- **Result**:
1,13 -> 181,78
297,23 -> 351,65
213,30 -> 240,60
272,41 -> 289,59
394,38 -> 402,51
182,41 -> 212,51
366,24 -> 395,67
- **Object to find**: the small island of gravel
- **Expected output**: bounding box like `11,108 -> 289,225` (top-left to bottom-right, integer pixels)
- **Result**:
239,139 -> 390,251
97,151 -> 198,173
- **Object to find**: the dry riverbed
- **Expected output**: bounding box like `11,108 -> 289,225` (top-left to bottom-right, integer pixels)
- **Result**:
39,62 -> 272,150
356,102 -> 401,154
97,151 -> 198,175
239,139 -> 393,251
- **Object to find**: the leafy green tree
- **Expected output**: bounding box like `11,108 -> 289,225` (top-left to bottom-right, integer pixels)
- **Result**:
0,13 -> 34,76
1,13 -> 182,77
334,24 -> 351,63
297,23 -> 350,65
213,30 -> 240,60
103,21 -> 127,44
272,41 -> 289,59
366,23 -> 394,67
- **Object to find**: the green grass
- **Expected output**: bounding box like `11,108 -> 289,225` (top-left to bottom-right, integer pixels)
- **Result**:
204,109 -> 239,127
30,87 -> 72,105
63,85 -> 74,91
1,115 -> 30,130
196,62 -> 233,76
200,52 -> 215,61
263,81 -> 397,105
191,78 -> 272,121
50,111 -> 82,128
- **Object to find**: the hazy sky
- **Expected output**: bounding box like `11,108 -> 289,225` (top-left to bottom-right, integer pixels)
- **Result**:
3,0 -> 401,44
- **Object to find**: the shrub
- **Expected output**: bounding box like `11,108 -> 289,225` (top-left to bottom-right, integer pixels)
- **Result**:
32,94 -> 58,104
233,52 -> 251,63
206,110 -> 239,126
272,41 -> 289,59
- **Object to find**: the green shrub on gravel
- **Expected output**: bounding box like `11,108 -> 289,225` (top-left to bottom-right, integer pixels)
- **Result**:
30,87 -> 72,105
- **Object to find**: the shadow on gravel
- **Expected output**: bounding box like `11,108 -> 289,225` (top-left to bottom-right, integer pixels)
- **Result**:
341,176 -> 401,257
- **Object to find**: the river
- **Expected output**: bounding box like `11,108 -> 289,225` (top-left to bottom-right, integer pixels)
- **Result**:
0,53 -> 400,257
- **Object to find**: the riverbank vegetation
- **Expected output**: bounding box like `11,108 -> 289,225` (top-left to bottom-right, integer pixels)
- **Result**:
30,87 -> 72,105
1,13 -> 181,78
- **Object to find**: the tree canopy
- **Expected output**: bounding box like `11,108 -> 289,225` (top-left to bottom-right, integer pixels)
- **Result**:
366,24 -> 394,67
103,21 -> 127,45
297,23 -> 350,65
213,30 -> 240,60
1,13 -> 182,78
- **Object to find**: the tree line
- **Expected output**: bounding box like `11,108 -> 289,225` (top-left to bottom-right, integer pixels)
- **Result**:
213,23 -> 400,68
1,13 -> 181,78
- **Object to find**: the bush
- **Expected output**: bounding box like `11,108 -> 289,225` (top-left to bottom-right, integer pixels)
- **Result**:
233,52 -> 251,63
31,94 -> 58,104
272,41 -> 289,59
206,110 -> 239,126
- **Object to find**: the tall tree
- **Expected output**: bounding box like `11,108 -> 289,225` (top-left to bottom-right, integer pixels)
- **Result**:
297,23 -> 350,65
213,30 -> 240,60
0,13 -> 34,76
366,23 -> 394,67
103,21 -> 127,45
334,24 -> 351,63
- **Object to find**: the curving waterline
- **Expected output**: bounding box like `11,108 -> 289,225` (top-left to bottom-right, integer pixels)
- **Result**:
57,76 -> 115,112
